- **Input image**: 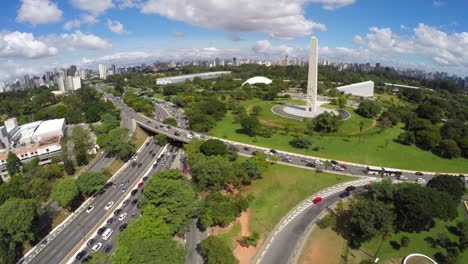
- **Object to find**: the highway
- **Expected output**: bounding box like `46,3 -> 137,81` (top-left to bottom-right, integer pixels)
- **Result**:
24,139 -> 162,264
97,84 -> 444,184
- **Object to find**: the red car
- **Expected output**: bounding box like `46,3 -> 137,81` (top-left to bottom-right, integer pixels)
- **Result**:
312,197 -> 323,204
137,182 -> 144,188
363,183 -> 371,189
340,163 -> 348,169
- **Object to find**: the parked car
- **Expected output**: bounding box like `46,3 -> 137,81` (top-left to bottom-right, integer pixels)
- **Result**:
75,251 -> 86,260
345,186 -> 356,192
312,197 -> 323,204
103,245 -> 112,253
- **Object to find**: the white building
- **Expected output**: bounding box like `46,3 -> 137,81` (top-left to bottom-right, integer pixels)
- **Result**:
156,71 -> 231,85
0,82 -> 5,93
99,64 -> 107,80
336,81 -> 374,97
242,76 -> 272,86
72,77 -> 81,90
64,76 -> 73,91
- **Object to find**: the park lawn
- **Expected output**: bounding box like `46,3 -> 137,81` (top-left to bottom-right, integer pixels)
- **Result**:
358,205 -> 468,264
210,111 -> 468,173
247,163 -> 355,239
217,222 -> 242,250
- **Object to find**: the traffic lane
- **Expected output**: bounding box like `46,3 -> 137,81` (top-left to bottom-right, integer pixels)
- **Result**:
75,150 -> 177,262
30,143 -> 160,264
258,193 -> 342,264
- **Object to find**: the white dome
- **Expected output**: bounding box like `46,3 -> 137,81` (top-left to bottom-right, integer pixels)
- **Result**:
242,76 -> 272,86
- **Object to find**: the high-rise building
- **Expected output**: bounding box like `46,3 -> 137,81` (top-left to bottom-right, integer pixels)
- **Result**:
67,65 -> 77,76
78,69 -> 86,79
24,75 -> 30,89
112,64 -> 116,75
0,82 -> 5,93
233,57 -> 237,66
72,77 -> 81,90
99,64 -> 107,80
57,77 -> 65,92
64,76 -> 73,91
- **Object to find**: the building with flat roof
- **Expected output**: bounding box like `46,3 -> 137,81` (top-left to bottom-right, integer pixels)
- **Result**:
0,117 -> 66,181
156,71 -> 231,85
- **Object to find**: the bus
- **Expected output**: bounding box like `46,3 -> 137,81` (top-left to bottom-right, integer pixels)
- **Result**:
365,166 -> 402,176
366,166 -> 383,175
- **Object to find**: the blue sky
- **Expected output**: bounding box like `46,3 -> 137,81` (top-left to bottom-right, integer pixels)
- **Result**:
0,0 -> 467,81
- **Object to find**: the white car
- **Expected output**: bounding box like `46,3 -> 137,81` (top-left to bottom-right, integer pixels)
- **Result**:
86,206 -> 94,213
186,133 -> 193,139
399,175 -> 409,180
132,155 -> 138,161
104,201 -> 114,210
416,177 -> 426,183
333,165 -> 344,171
314,159 -> 323,165
91,243 -> 102,252
118,213 -> 127,221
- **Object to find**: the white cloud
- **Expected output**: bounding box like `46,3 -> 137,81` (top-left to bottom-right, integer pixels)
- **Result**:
352,35 -> 365,45
16,0 -> 63,25
252,40 -> 297,55
64,14 -> 99,31
116,0 -> 143,9
0,31 -> 58,59
64,19 -> 81,30
107,19 -> 128,34
71,0 -> 115,15
140,0 -> 326,39
172,31 -> 186,38
433,1 -> 446,7
42,31 -> 112,50
309,0 -> 356,10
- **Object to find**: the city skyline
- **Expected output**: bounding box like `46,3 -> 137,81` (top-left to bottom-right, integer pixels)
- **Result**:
0,0 -> 467,81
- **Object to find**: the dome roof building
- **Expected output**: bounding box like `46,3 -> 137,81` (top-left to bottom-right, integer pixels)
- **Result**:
242,76 -> 272,86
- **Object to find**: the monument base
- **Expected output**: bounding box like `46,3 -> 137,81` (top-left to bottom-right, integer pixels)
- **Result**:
271,100 -> 348,120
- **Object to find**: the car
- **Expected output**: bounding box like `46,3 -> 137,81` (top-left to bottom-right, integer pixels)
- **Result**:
243,146 -> 250,151
186,134 -> 193,139
119,213 -> 127,221
114,208 -> 122,215
138,162 -> 142,167
138,182 -> 144,188
142,176 -> 148,181
270,149 -> 278,154
75,250 -> 86,260
174,131 -> 180,136
131,189 -> 138,196
166,152 -> 171,157
415,172 -> 424,176
123,199 -> 130,206
331,160 -> 338,165
132,162 -> 137,167
132,155 -> 138,161
106,217 -> 115,224
345,186 -> 356,192
315,159 -> 323,165
333,165 -> 344,171
166,125 -> 171,129
340,163 -> 348,169
119,223 -> 128,231
131,199 -> 138,205
121,187 -> 127,193
104,182 -> 113,189
103,245 -> 112,253
416,177 -> 426,183
312,197 -> 323,204
339,191 -> 350,198
82,255 -> 92,263
398,175 -> 409,180
305,162 -> 315,168
104,201 -> 114,210
94,189 -> 105,196
86,206 -> 94,213
97,227 -> 106,235
91,243 -> 102,252
86,238 -> 95,247
363,183 -> 371,189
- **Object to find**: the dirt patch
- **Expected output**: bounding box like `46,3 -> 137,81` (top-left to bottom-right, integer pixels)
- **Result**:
301,227 -> 347,264
232,209 -> 261,264
210,222 -> 234,236
259,118 -> 283,128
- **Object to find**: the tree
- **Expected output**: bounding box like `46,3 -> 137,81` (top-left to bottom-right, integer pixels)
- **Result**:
243,231 -> 260,247
348,198 -> 395,247
191,156 -> 233,190
240,116 -> 259,136
396,131 -> 415,145
289,136 -> 312,149
356,99 -> 382,118
154,134 -> 168,146
141,171 -> 196,233
251,105 -> 262,116
76,149 -> 89,166
427,175 -> 465,200
368,179 -> 395,203
338,96 -> 347,110
200,192 -> 250,228
102,127 -> 135,161
415,127 -> 441,150
163,117 -> 177,126
6,152 -> 21,176
200,139 -> 227,157
309,112 -> 342,134
241,158 -> 262,180
433,139 -> 461,159
64,159 -> 75,175
76,172 -> 107,196
51,178 -> 79,210
198,236 -> 238,264
227,145 -> 239,161
0,198 -> 39,244
89,251 -> 111,264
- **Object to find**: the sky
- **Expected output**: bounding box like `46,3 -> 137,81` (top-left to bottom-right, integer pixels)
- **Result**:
0,0 -> 468,81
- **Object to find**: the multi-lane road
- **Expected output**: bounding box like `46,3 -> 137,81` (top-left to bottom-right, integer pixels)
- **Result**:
24,139 -> 164,264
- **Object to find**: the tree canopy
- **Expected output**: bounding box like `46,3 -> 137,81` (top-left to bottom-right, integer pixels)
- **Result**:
51,178 -> 79,210
199,139 -> 227,157
76,172 -> 107,196
102,127 -> 135,161
426,175 -> 465,200
198,236 -> 238,264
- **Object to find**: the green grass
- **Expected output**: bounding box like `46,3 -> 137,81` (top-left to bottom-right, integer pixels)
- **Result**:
248,163 -> 355,238
358,205 -> 467,263
217,222 -> 242,249
210,101 -> 468,173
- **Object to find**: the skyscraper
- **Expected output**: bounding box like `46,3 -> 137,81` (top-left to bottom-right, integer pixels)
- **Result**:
68,65 -> 77,76
99,64 -> 107,80
112,64 -> 116,75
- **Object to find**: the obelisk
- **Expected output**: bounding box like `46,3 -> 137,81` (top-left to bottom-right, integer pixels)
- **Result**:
306,37 -> 318,113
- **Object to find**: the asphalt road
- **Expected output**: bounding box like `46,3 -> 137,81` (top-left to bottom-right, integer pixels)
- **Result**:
96,85 -> 442,184
257,187 -> 367,264
185,219 -> 208,264
27,139 -> 162,264
71,145 -> 182,263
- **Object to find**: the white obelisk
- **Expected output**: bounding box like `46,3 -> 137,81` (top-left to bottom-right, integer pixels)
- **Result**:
306,37 -> 318,113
